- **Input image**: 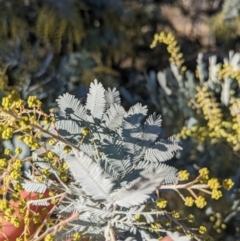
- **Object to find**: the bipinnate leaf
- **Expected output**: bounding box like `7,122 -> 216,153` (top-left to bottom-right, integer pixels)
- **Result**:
56,93 -> 86,120
141,113 -> 162,147
105,87 -> 121,108
145,136 -> 182,162
122,103 -> 148,155
102,104 -> 126,130
111,169 -> 166,208
65,150 -> 114,202
86,79 -> 106,120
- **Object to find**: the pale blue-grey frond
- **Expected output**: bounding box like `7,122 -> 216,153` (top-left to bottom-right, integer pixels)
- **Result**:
65,150 -> 114,202
85,79 -> 106,121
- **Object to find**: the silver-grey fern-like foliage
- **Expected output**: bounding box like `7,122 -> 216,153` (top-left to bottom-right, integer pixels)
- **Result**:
29,79 -> 182,241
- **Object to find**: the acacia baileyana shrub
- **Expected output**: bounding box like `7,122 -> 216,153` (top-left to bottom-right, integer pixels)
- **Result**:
0,80 -> 234,241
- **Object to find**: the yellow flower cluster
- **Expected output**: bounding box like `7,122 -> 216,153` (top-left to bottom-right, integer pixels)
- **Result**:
0,199 -> 9,211
199,226 -> 207,234
63,145 -> 72,153
1,91 -> 21,110
13,182 -> 23,192
187,214 -> 195,223
10,216 -> 21,227
72,232 -> 82,241
211,189 -> 222,200
199,167 -> 209,183
27,95 -> 42,108
150,32 -> 185,70
178,84 -> 240,152
48,138 -> 56,146
2,127 -> 14,140
171,210 -> 180,218
15,147 -> 22,155
23,135 -> 40,150
184,196 -> 195,207
44,234 -> 54,241
156,198 -> 168,209
208,178 -> 220,189
178,170 -> 190,181
0,158 -> 8,169
218,63 -> 240,84
195,196 -> 207,209
222,179 -> 234,190
82,126 -> 90,136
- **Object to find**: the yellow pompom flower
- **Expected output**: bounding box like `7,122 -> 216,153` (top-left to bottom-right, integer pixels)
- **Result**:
211,189 -> 222,200
187,214 -> 195,223
44,234 -> 54,241
63,145 -> 72,153
199,225 -> 207,234
72,232 -> 81,241
27,96 -> 42,108
178,170 -> 190,181
0,158 -> 8,168
195,196 -> 207,209
184,196 -> 194,207
222,179 -> 234,190
208,178 -> 220,189
82,126 -> 90,136
15,147 -> 22,155
156,198 -> 168,209
4,148 -> 11,155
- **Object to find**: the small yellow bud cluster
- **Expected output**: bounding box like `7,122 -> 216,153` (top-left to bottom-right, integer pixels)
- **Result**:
135,214 -> 141,221
171,210 -> 180,218
208,178 -> 220,189
82,126 -> 90,136
4,148 -> 11,155
9,159 -> 23,180
199,167 -> 209,183
41,169 -> 50,177
195,196 -> 207,209
27,95 -> 42,108
16,238 -> 23,241
184,196 -> 195,207
23,136 -> 40,150
15,147 -> 22,155
222,179 -> 234,190
44,151 -> 56,160
218,63 -> 240,83
178,170 -> 190,181
2,127 -> 14,140
0,158 -> 8,169
207,178 -> 222,200
11,216 -> 21,227
63,145 -> 72,153
72,232 -> 82,241
187,214 -> 195,223
210,212 -> 226,234
33,213 -> 41,224
13,182 -> 23,192
48,138 -> 56,146
211,189 -> 222,200
156,198 -> 167,209
149,223 -> 161,233
4,207 -> 14,216
44,234 -> 54,241
199,226 -> 207,234
0,199 -> 9,211
1,91 -> 21,110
